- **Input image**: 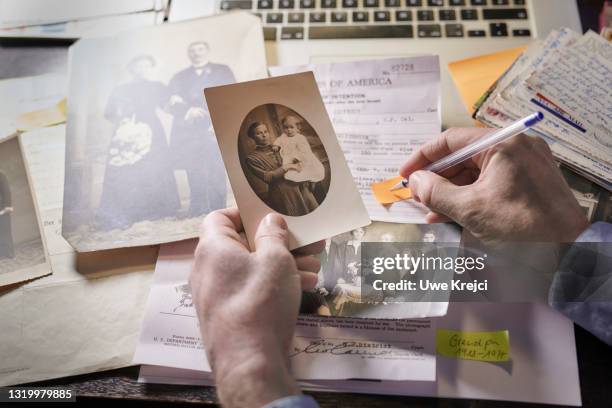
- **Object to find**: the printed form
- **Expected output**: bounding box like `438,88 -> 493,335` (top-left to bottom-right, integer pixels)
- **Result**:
270,57 -> 441,223
133,240 -> 436,382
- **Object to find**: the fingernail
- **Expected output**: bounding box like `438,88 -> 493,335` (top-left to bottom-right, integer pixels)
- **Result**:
264,213 -> 287,229
408,171 -> 424,202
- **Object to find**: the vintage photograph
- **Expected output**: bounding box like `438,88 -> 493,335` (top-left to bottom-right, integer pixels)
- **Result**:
205,72 -> 370,250
62,13 -> 267,251
0,135 -> 49,286
238,104 -> 330,217
561,165 -> 612,224
301,221 -> 461,317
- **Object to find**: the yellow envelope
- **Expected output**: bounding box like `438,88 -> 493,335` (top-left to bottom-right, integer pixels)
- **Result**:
448,46 -> 527,113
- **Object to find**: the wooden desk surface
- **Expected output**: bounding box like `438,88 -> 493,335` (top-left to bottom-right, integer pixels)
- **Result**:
29,325 -> 611,407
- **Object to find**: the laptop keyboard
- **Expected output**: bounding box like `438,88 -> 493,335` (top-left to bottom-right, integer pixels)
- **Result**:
218,0 -> 532,40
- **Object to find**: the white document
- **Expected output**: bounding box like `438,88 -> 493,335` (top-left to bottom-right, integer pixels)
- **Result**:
133,240 -> 436,382
270,57 -> 442,223
0,11 -> 161,39
0,125 -> 158,386
0,0 -> 161,28
139,302 -> 581,406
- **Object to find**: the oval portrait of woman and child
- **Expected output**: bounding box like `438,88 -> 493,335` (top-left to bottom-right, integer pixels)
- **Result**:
238,104 -> 331,217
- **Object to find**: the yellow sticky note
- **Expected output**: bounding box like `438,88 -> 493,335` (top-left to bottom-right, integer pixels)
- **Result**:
371,175 -> 412,205
436,329 -> 510,362
448,46 -> 526,114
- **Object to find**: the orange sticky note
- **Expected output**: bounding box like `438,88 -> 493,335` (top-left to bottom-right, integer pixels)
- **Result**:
448,46 -> 526,114
371,175 -> 412,205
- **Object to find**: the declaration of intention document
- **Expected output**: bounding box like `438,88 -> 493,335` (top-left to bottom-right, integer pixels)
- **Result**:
133,240 -> 437,382
270,56 -> 441,223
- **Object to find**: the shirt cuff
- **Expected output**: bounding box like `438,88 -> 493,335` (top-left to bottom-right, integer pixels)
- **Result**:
262,395 -> 319,408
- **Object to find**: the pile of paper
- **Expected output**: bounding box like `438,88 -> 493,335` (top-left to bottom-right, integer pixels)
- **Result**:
133,241 -> 581,406
474,29 -> 612,190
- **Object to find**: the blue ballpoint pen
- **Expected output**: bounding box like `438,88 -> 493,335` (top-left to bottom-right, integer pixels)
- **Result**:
390,112 -> 544,191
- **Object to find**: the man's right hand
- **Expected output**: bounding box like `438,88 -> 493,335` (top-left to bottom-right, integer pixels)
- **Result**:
400,128 -> 588,243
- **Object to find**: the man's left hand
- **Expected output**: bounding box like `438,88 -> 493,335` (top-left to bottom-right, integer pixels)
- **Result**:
189,208 -> 323,408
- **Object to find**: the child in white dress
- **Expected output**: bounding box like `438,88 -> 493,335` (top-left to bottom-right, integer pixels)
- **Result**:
274,115 -> 325,183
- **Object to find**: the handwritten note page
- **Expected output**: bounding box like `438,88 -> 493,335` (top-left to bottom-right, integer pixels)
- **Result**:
133,240 -> 436,381
270,57 -> 442,223
475,29 -> 612,184
525,31 -> 612,164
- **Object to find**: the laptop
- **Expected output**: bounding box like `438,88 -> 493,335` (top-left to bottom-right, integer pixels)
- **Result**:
210,0 -> 581,127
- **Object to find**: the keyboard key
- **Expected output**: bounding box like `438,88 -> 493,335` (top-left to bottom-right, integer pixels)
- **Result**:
512,28 -> 530,36
331,11 -> 348,22
396,10 -> 412,20
491,0 -> 509,4
258,0 -> 273,8
418,24 -> 442,37
514,0 -> 525,4
353,11 -> 369,21
449,0 -> 466,5
461,9 -> 478,19
263,26 -> 277,40
428,0 -> 444,6
406,0 -> 423,6
281,27 -> 304,39
470,0 -> 486,4
439,9 -> 456,20
417,10 -> 434,20
300,0 -> 315,7
385,0 -> 401,6
445,23 -> 464,36
278,0 -> 294,8
483,8 -> 527,19
288,12 -> 305,22
374,11 -> 391,21
309,25 -> 414,39
468,29 -> 486,36
310,11 -> 327,22
220,0 -> 252,10
364,0 -> 380,6
342,0 -> 358,7
321,0 -> 337,7
267,12 -> 284,22
490,22 -> 508,36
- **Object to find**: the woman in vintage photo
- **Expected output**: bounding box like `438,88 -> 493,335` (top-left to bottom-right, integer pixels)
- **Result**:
97,55 -> 179,230
244,121 -> 320,217
0,170 -> 15,259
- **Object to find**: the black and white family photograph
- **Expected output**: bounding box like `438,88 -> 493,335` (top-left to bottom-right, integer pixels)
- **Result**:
238,104 -> 330,217
0,136 -> 48,286
300,221 -> 461,317
205,72 -> 370,250
62,13 -> 268,251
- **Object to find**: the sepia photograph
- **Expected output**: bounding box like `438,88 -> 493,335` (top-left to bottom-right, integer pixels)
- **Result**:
0,135 -> 49,287
238,104 -> 330,217
300,221 -> 461,317
205,72 -> 370,250
62,13 -> 267,251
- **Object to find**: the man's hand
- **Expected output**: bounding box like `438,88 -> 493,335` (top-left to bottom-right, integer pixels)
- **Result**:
189,208 -> 323,408
400,128 -> 588,243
